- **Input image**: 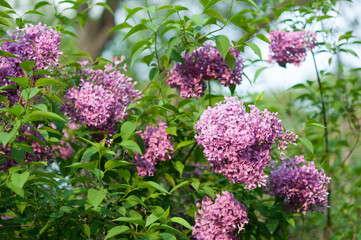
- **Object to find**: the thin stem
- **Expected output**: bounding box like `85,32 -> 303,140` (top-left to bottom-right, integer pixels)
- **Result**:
312,50 -> 331,240
208,80 -> 211,107
183,142 -> 197,163
312,50 -> 329,156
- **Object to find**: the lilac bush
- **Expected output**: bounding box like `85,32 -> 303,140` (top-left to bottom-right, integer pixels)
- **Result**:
0,23 -> 62,106
166,44 -> 243,99
135,121 -> 174,176
266,155 -> 330,215
195,96 -> 297,189
192,191 -> 249,240
61,57 -> 141,134
268,30 -> 317,66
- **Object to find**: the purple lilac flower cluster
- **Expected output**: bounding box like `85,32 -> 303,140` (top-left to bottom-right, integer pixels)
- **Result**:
0,125 -> 53,171
166,44 -> 243,99
192,191 -> 249,240
268,30 -> 317,67
61,57 -> 141,134
135,121 -> 174,177
0,23 -> 62,106
194,96 -> 297,189
266,155 -> 330,215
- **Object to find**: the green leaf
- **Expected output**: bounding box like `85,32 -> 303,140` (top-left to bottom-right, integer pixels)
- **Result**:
72,52 -> 92,60
238,0 -> 259,10
166,126 -> 177,136
287,217 -> 295,228
20,61 -> 35,73
216,35 -> 230,59
256,34 -> 270,44
123,24 -> 148,40
8,77 -> 29,89
255,91 -> 264,104
0,120 -> 20,146
6,182 -> 24,197
246,42 -> 262,59
108,22 -> 131,34
266,219 -> 279,234
170,181 -> 190,194
230,13 -> 248,29
121,121 -> 137,140
130,45 -> 146,69
254,67 -> 267,82
0,94 -> 9,107
83,224 -> 91,238
87,189 -> 106,208
34,1 -> 50,10
203,9 -> 225,24
201,186 -> 215,199
24,10 -> 45,16
125,7 -> 144,22
0,16 -> 11,27
81,146 -> 98,161
66,162 -> 96,170
150,223 -> 188,239
138,181 -> 170,194
113,217 -> 145,227
160,233 -> 176,240
120,140 -> 142,154
0,50 -> 19,58
15,195 -> 27,213
299,138 -> 314,153
191,179 -> 200,191
225,51 -> 236,70
104,160 -> 133,171
189,14 -> 207,26
148,22 -> 159,32
173,161 -> 184,177
146,213 -> 160,227
0,0 -> 12,9
96,2 -> 114,15
104,226 -> 130,240
35,78 -> 66,87
171,217 -> 193,230
21,87 -> 40,101
11,171 -> 29,189
175,140 -> 195,150
27,111 -> 67,122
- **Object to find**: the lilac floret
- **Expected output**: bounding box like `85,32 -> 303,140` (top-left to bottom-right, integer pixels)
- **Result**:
61,57 -> 141,134
134,121 -> 173,176
266,155 -> 330,215
268,30 -> 317,66
194,96 -> 297,189
166,44 -> 244,99
192,191 -> 249,240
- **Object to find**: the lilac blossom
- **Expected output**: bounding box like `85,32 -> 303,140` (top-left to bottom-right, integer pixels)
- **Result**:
268,30 -> 317,67
0,125 -> 53,171
61,57 -> 141,134
134,121 -> 174,177
0,23 -> 62,106
192,191 -> 249,240
266,155 -> 330,215
166,44 -> 244,99
194,96 -> 297,189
